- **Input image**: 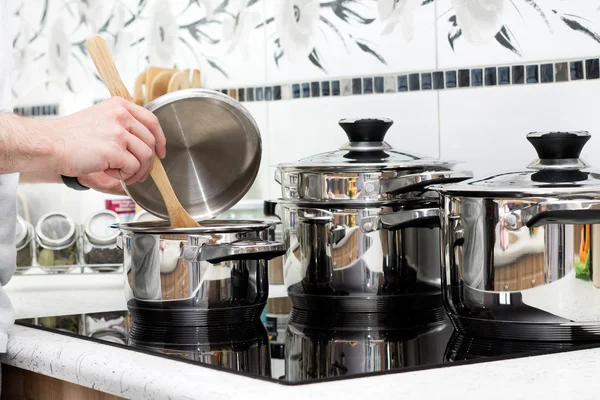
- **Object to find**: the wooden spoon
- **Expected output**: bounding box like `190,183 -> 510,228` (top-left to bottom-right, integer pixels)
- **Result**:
85,35 -> 200,228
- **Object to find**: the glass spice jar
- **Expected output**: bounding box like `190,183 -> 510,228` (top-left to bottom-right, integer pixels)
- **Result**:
15,216 -> 34,274
35,212 -> 79,273
83,210 -> 123,272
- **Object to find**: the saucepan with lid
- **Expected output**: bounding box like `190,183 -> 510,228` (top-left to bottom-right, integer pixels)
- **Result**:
274,118 -> 473,314
432,131 -> 600,341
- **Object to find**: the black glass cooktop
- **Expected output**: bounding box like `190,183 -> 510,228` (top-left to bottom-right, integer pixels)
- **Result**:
15,305 -> 600,385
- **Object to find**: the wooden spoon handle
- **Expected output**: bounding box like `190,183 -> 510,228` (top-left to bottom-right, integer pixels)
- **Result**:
85,35 -> 199,228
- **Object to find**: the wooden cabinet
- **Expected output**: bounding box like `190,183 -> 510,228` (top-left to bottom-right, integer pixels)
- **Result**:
1,364 -> 123,400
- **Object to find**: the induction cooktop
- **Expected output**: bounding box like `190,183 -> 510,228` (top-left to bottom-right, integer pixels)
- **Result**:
16,304 -> 600,385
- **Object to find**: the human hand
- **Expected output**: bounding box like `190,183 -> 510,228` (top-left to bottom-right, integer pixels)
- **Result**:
46,97 -> 166,185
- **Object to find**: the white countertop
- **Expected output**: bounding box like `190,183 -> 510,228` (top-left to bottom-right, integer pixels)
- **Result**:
2,274 -> 600,400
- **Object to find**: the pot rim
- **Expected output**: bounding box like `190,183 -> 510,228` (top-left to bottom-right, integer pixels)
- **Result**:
273,198 -> 440,208
115,219 -> 279,234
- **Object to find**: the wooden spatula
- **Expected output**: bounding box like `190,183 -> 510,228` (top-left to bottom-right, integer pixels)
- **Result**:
85,35 -> 200,228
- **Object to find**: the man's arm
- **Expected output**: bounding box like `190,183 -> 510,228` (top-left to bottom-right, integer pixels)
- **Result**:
0,113 -> 57,174
0,97 -> 165,192
19,170 -> 61,184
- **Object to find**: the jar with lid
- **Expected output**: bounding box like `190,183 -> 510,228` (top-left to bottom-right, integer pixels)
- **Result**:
83,210 -> 123,271
15,216 -> 34,273
35,212 -> 79,273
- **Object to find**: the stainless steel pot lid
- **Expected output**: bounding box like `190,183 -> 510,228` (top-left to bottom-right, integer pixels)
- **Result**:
276,118 -> 457,171
124,89 -> 262,220
116,219 -> 277,234
84,210 -> 120,246
433,131 -> 600,197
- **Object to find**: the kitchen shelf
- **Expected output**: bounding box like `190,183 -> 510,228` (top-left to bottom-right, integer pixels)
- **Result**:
15,264 -> 123,276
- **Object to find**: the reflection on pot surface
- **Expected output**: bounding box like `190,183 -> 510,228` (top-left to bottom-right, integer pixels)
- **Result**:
279,205 -> 445,313
435,131 -> 600,341
284,309 -> 453,381
445,332 -> 581,362
129,320 -> 271,377
118,220 -> 285,327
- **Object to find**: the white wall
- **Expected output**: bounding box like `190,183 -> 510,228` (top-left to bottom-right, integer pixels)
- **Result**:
11,0 -> 600,224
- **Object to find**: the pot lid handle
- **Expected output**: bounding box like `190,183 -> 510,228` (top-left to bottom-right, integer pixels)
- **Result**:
338,118 -> 393,152
526,131 -> 591,170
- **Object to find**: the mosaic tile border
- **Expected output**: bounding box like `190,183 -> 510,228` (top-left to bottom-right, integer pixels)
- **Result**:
14,57 -> 600,115
216,57 -> 600,102
13,104 -> 59,117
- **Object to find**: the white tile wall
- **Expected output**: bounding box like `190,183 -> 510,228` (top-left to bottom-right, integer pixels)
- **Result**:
240,101 -> 270,201
438,81 -> 600,177
263,0 -> 437,84
436,0 -> 600,69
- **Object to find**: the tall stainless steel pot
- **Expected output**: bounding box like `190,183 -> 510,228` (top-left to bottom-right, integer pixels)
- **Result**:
433,131 -> 600,341
274,118 -> 472,313
117,220 -> 285,327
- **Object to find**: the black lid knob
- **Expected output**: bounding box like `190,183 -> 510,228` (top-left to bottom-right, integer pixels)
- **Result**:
527,131 -> 590,160
339,118 -> 393,143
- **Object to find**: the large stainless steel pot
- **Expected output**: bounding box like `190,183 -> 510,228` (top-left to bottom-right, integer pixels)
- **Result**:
433,131 -> 600,341
274,118 -> 472,313
117,220 -> 285,327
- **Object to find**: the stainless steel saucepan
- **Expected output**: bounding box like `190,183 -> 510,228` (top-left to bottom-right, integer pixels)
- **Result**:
433,131 -> 600,341
117,220 -> 285,327
274,118 -> 473,313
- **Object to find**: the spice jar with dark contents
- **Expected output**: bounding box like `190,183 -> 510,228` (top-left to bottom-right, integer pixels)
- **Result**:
15,215 -> 34,273
35,212 -> 79,273
82,210 -> 123,271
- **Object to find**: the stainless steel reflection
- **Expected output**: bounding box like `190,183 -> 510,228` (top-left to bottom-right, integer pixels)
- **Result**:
285,317 -> 452,381
118,220 -> 285,325
440,196 -> 600,341
276,169 -> 472,203
279,203 -> 443,312
125,89 -> 262,220
129,321 -> 271,377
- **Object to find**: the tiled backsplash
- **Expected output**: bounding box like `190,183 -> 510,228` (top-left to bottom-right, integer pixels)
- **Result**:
11,0 -> 600,214
213,57 -> 600,101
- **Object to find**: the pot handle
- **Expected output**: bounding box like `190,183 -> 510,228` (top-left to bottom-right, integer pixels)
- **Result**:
521,200 -> 600,228
274,169 -> 282,184
379,208 -> 440,230
380,171 -> 473,195
263,200 -> 281,219
296,209 -> 335,223
199,240 -> 286,264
